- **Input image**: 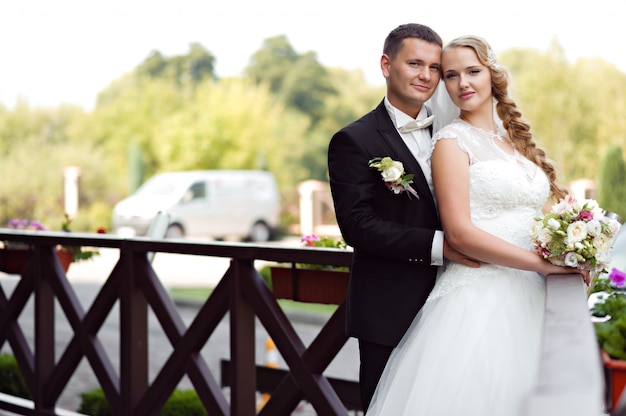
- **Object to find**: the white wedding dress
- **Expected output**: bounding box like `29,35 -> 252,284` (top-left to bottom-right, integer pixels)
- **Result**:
367,119 -> 548,416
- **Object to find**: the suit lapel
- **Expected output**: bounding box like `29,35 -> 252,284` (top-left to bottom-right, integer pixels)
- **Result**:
372,102 -> 438,215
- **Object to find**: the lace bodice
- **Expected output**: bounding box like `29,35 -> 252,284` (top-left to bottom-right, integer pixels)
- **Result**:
427,119 -> 550,300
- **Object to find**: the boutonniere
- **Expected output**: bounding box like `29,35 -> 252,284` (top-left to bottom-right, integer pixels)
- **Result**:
368,157 -> 419,199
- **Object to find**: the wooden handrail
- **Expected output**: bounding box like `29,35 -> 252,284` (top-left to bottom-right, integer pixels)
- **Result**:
0,230 -> 353,267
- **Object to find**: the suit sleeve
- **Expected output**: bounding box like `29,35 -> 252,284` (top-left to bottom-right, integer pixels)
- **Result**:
328,127 -> 437,263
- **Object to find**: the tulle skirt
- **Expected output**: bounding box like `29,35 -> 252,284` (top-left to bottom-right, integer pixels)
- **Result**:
367,263 -> 545,416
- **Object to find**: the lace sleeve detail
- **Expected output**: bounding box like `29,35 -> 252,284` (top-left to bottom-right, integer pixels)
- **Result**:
429,121 -> 477,164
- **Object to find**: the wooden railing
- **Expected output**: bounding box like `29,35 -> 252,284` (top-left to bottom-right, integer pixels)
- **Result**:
0,230 -> 609,415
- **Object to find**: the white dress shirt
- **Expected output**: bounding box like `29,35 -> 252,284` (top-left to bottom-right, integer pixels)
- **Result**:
384,97 -> 444,267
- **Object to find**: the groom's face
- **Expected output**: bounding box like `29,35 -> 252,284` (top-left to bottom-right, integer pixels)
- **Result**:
382,38 -> 441,118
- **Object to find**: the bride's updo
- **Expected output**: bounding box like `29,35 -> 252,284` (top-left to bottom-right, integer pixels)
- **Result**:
444,35 -> 567,200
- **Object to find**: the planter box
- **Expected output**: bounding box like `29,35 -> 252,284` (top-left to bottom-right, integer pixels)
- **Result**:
601,349 -> 626,411
270,267 -> 349,305
0,247 -> 72,275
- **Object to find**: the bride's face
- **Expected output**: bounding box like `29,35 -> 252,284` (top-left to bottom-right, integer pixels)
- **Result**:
441,46 -> 493,113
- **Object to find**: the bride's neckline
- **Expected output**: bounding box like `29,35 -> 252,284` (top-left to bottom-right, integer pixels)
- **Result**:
458,116 -> 505,141
455,117 -> 537,183
456,117 -> 516,156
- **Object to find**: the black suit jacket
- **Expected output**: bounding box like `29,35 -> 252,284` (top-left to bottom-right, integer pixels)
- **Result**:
328,100 -> 441,347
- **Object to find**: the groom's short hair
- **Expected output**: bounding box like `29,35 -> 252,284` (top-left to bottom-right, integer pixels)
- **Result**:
383,23 -> 443,59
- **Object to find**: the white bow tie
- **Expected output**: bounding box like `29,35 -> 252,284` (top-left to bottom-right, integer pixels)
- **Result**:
399,115 -> 435,133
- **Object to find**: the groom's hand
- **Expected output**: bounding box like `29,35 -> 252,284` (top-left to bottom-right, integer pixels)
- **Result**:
442,239 -> 481,268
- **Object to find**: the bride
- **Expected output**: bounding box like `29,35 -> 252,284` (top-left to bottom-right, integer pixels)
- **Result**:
366,35 -> 588,415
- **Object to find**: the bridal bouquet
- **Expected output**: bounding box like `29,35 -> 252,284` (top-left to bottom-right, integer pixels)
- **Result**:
530,195 -> 622,272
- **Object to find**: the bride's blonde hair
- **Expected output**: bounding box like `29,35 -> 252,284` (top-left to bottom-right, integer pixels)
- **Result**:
444,35 -> 567,200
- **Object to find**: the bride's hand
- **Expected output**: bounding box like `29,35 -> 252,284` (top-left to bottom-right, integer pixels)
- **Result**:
579,269 -> 591,286
443,239 -> 481,268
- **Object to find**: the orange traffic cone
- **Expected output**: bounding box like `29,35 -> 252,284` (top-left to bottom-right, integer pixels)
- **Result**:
257,337 -> 279,410
264,337 -> 279,369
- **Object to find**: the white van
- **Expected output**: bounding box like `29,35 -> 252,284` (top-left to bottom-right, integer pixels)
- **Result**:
111,170 -> 280,241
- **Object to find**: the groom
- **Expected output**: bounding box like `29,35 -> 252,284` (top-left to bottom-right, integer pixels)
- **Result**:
328,23 -> 479,412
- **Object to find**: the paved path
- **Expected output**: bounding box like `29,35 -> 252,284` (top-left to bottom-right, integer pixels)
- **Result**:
0,241 -> 361,415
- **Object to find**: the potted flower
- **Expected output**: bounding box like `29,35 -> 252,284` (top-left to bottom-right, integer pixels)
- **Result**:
59,215 -> 101,263
1,216 -> 99,274
590,267 -> 626,411
298,233 -> 349,271
270,234 -> 351,304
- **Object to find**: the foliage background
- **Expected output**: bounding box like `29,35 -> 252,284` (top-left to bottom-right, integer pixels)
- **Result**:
1,36 -> 624,232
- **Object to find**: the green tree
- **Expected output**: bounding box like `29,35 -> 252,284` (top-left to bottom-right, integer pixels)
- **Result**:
136,50 -> 167,78
90,77 -> 187,194
0,101 -> 88,155
136,42 -> 216,86
572,57 -> 626,168
597,145 -> 626,218
279,51 -> 337,124
306,67 -> 384,180
150,78 -> 310,192
501,43 -> 577,179
245,35 -> 337,125
317,67 -> 384,135
0,135 -> 117,231
91,43 -> 220,195
97,43 -> 216,108
246,35 -> 299,92
0,102 -> 115,230
500,40 -> 626,184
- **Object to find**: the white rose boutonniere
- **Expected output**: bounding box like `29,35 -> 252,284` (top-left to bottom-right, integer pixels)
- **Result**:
368,157 -> 418,199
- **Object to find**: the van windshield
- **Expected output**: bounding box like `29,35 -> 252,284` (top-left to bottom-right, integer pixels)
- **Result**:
136,178 -> 179,196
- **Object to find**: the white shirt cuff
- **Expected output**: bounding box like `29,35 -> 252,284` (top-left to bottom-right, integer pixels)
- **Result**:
431,230 -> 444,266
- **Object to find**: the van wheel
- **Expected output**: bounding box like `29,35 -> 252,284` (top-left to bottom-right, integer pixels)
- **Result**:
248,221 -> 271,242
165,224 -> 184,239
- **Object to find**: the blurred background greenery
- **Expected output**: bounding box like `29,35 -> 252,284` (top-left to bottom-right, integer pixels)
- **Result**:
1,36 -> 624,232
